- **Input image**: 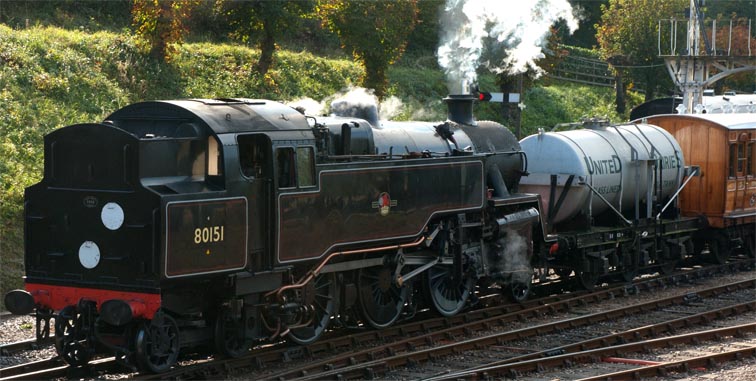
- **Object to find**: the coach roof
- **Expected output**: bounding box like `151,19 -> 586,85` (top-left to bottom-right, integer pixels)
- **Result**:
642,113 -> 756,131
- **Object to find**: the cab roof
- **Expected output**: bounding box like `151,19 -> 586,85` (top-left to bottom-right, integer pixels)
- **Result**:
105,98 -> 310,137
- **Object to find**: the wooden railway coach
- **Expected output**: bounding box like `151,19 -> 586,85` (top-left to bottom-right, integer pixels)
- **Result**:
642,114 -> 756,261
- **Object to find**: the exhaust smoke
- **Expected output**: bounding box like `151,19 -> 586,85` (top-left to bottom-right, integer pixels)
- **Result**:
437,0 -> 579,94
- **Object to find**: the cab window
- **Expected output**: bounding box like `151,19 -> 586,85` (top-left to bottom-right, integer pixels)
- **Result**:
276,146 -> 316,189
276,147 -> 296,188
296,147 -> 315,187
208,136 -> 223,176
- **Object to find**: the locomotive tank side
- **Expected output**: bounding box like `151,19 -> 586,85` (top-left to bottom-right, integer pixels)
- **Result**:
519,123 -> 685,227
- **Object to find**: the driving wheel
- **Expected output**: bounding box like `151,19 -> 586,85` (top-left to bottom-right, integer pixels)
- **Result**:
288,273 -> 339,345
358,266 -> 409,328
426,265 -> 475,317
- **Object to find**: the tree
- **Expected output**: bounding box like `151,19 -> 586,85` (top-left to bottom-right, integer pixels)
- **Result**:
318,0 -> 419,99
404,0 -> 442,56
132,0 -> 199,62
563,0 -> 609,48
596,0 -> 687,103
216,0 -> 314,77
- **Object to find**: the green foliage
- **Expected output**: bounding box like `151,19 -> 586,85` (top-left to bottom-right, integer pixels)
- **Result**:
520,82 -> 630,135
404,0 -> 442,56
596,0 -> 686,100
0,25 -> 134,297
215,0 -> 314,76
318,0 -> 419,98
131,0 -> 199,62
0,0 -> 132,31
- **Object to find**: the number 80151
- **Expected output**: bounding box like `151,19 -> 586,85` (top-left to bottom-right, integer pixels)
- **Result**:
194,226 -> 225,244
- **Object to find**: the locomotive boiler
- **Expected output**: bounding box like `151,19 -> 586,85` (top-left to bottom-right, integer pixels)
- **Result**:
4,93 -> 542,372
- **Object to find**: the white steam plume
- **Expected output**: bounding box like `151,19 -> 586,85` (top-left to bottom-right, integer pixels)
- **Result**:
437,0 -> 579,94
287,97 -> 325,116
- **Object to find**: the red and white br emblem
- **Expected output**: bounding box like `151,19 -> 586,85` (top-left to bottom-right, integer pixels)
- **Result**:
372,192 -> 398,216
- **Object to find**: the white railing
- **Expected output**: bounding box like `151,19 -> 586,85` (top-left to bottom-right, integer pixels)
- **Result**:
659,18 -> 754,57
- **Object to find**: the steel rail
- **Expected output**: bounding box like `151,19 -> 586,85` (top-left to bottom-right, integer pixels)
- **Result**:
435,323 -> 756,380
578,346 -> 756,381
265,278 -> 755,380
427,301 -> 756,380
21,260 -> 749,381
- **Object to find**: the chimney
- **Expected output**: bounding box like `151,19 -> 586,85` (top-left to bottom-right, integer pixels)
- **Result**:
444,94 -> 477,126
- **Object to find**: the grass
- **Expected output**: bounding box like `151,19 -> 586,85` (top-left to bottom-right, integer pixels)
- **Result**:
0,24 -> 629,305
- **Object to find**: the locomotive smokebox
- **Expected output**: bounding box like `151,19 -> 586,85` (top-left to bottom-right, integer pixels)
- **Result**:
444,94 -> 476,126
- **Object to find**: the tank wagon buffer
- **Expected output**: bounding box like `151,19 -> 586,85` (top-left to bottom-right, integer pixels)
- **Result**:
519,120 -> 701,288
5,93 -> 542,371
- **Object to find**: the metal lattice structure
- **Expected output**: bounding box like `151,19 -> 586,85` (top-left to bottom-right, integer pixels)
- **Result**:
659,0 -> 756,113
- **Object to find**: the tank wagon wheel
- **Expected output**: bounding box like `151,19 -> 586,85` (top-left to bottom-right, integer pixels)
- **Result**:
288,273 -> 340,345
554,268 -> 573,279
659,243 -> 679,275
54,305 -> 92,366
577,271 -> 600,290
425,265 -> 475,317
213,306 -> 252,358
357,266 -> 409,328
134,312 -> 180,373
619,260 -> 638,282
615,244 -> 638,282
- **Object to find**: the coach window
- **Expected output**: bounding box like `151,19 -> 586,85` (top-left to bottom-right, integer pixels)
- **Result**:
749,142 -> 755,176
729,143 -> 737,178
296,147 -> 315,187
208,136 -> 223,176
276,147 -> 296,188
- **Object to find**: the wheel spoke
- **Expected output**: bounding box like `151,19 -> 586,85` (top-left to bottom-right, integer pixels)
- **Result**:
427,266 -> 472,317
288,273 -> 338,345
358,265 -> 407,329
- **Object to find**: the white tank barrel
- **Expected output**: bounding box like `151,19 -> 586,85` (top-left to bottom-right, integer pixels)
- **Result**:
519,123 -> 685,225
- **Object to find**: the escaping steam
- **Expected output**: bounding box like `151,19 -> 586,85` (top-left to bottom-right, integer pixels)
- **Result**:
499,229 -> 533,286
437,0 -> 579,94
288,87 -> 413,124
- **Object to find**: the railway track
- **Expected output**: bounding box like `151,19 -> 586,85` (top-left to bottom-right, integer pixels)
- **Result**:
2,260 -> 753,380
263,277 -> 755,380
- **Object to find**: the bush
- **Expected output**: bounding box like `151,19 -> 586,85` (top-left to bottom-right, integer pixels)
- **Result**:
521,82 -> 625,135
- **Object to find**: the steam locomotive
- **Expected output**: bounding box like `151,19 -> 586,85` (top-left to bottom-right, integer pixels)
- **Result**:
4,93 -> 754,372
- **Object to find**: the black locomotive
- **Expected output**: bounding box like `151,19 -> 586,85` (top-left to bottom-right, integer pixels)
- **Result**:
5,92 -> 752,372
4,94 -> 544,371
